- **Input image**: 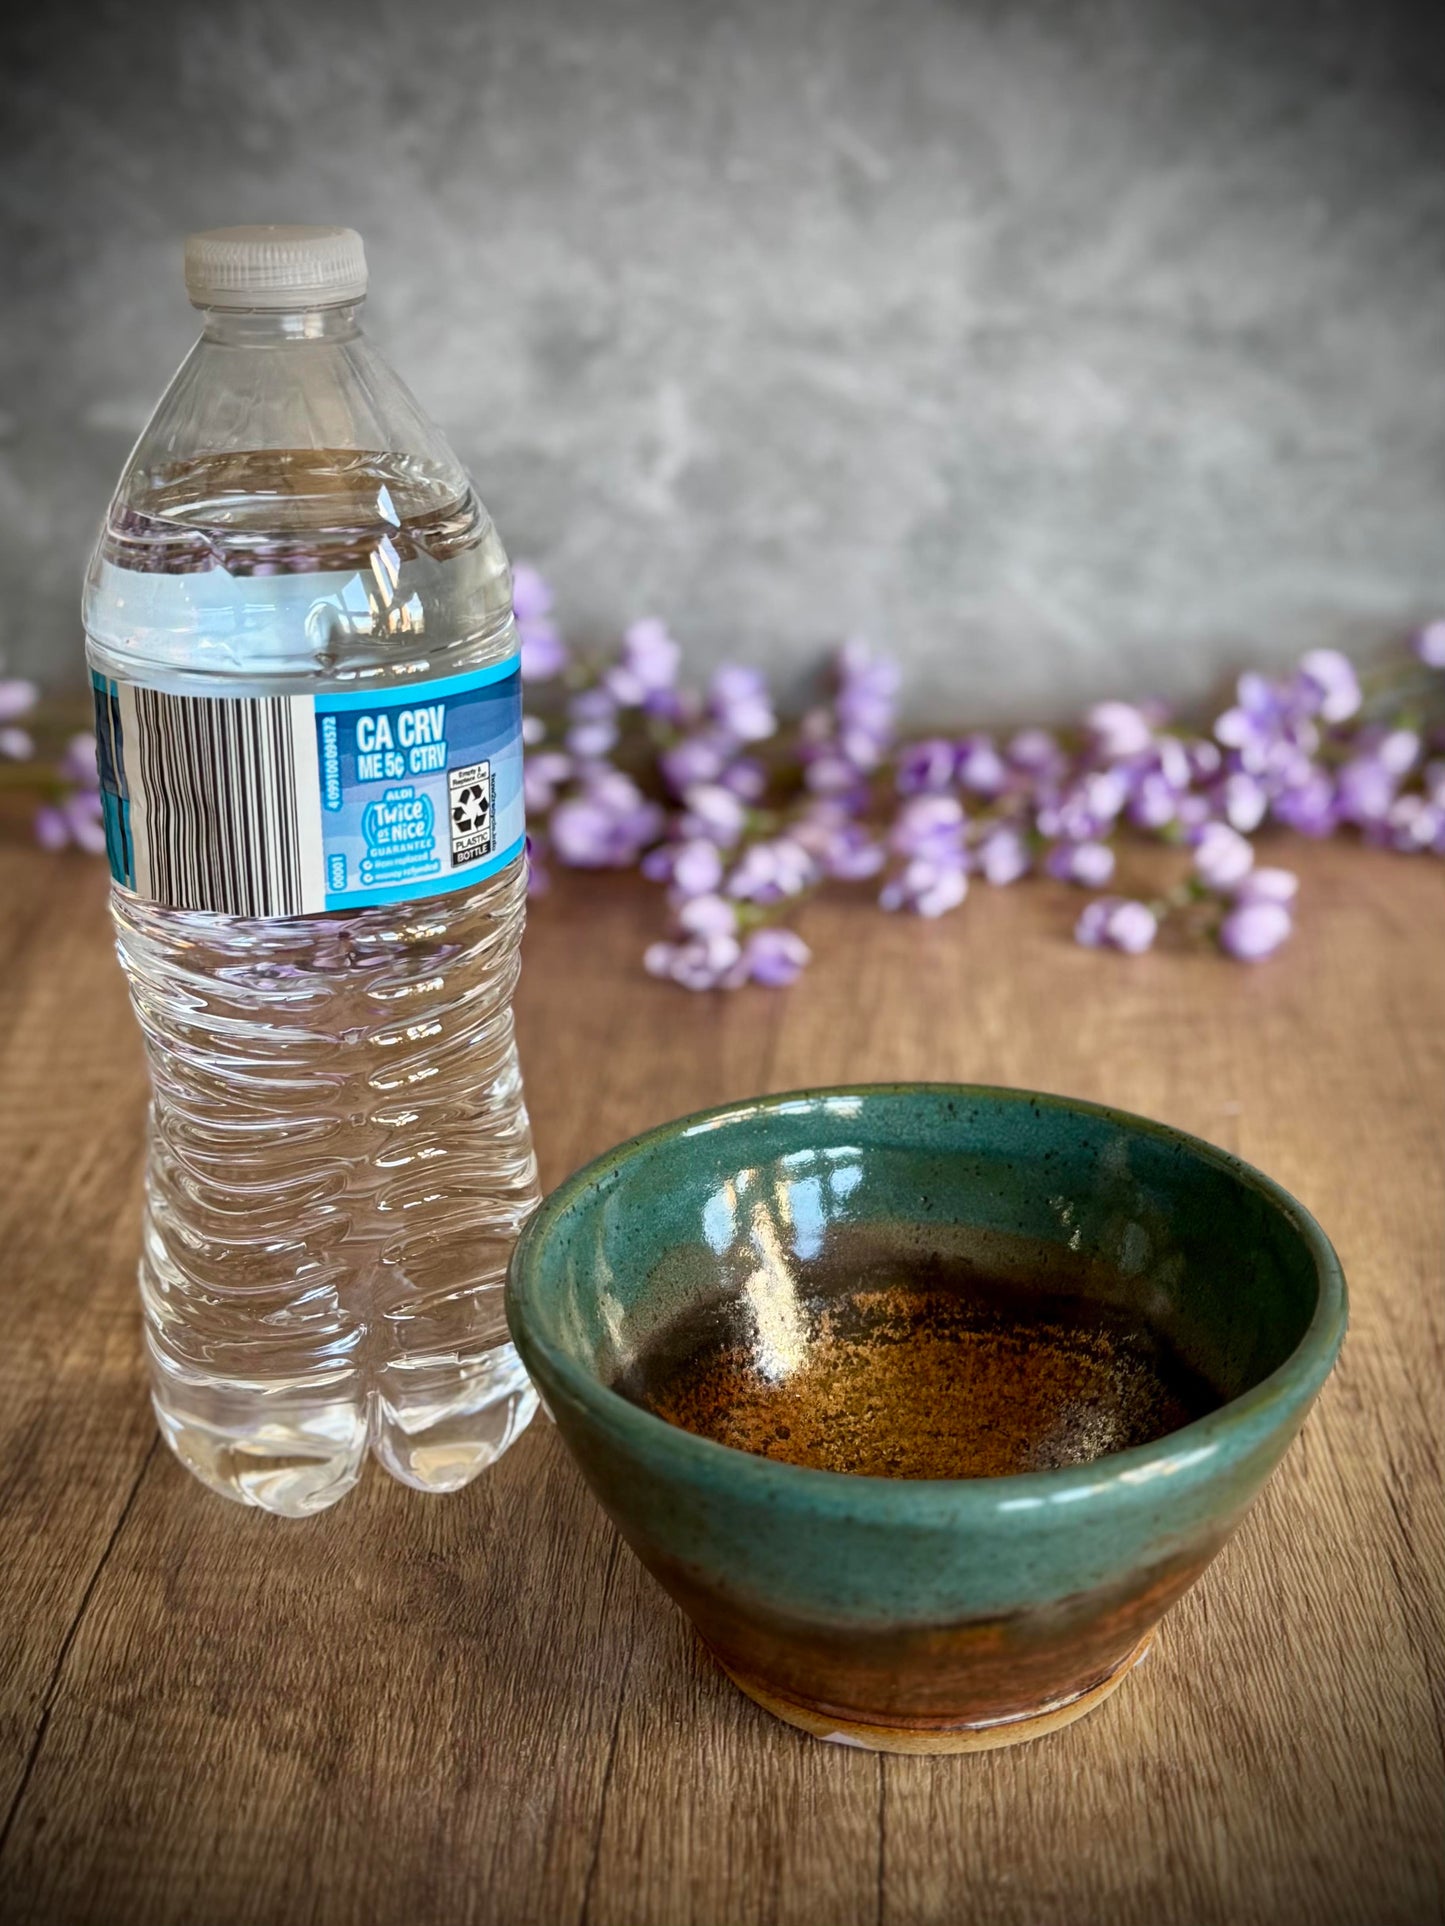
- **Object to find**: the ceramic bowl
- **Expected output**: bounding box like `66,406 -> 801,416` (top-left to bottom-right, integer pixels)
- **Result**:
506,1085 -> 1346,1752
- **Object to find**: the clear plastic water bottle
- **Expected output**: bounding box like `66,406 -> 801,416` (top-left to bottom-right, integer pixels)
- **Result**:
84,226 -> 540,1515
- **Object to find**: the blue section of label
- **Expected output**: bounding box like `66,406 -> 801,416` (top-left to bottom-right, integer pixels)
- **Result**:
90,669 -> 134,889
313,656 -> 525,912
312,656 -> 521,709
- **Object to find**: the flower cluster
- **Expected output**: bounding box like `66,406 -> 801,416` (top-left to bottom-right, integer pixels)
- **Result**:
514,585 -> 1445,988
10,591 -> 1445,993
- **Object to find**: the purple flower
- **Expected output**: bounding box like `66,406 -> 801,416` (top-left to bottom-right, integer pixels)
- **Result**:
624,618 -> 682,688
679,782 -> 747,847
742,927 -> 811,987
676,892 -> 739,938
1413,620 -> 1445,669
1044,770 -> 1128,842
519,624 -> 568,682
1046,840 -> 1116,888
661,733 -> 729,796
1193,821 -> 1255,890
1219,900 -> 1292,962
673,838 -> 727,895
1175,793 -> 1212,831
1124,741 -> 1192,825
835,641 -> 899,727
643,837 -> 726,896
1086,701 -> 1154,760
1335,756 -> 1397,827
880,857 -> 968,919
524,835 -> 550,896
1385,794 -> 1442,853
889,795 -> 966,860
1293,649 -> 1361,725
644,932 -> 745,991
720,757 -> 767,801
826,829 -> 886,880
0,726 -> 34,760
605,619 -> 682,706
803,752 -> 866,797
1238,669 -> 1278,712
1008,728 -> 1065,778
1214,672 -> 1284,756
510,563 -> 553,625
1214,659 -> 1354,832
955,734 -> 1009,798
57,789 -> 107,855
897,738 -> 957,795
882,791 -> 970,912
1235,866 -> 1299,905
549,797 -> 624,866
1271,770 -> 1337,837
1187,739 -> 1222,783
836,725 -> 888,772
1219,770 -> 1268,833
1129,770 -> 1180,830
726,837 -> 817,904
977,824 -> 1030,886
565,687 -> 620,760
708,665 -> 776,744
1375,729 -> 1421,779
1257,736 -> 1318,791
511,566 -> 569,682
566,720 -> 619,760
794,804 -> 886,880
646,684 -> 698,727
1106,901 -> 1159,954
822,641 -> 898,772
61,733 -> 100,787
1075,897 -> 1158,954
1076,898 -> 1117,948
0,679 -> 38,722
34,804 -> 69,851
1081,770 -> 1129,823
523,750 -> 573,813
550,771 -> 663,868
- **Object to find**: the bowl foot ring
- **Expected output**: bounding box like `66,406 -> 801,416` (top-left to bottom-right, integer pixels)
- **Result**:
715,1633 -> 1153,1754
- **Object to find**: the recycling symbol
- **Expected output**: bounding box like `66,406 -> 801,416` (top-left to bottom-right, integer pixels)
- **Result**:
452,784 -> 489,837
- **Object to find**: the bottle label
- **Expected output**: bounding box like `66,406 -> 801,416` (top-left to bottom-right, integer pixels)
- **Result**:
92,656 -> 525,916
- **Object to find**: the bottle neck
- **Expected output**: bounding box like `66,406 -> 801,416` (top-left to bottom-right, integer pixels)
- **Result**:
198,301 -> 364,346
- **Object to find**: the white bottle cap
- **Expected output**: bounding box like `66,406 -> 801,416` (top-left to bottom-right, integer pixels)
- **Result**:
183,225 -> 368,311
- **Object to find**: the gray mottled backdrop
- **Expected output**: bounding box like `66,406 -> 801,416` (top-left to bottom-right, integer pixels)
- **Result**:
5,0 -> 1444,717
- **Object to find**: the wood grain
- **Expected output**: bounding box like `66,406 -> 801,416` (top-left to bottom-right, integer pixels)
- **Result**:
0,843 -> 1441,1926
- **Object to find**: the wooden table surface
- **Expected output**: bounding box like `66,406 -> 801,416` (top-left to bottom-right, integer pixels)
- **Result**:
1,842 -> 1442,1926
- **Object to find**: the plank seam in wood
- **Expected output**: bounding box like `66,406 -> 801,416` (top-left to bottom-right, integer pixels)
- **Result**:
0,1435 -> 159,1859
579,1534 -> 634,1926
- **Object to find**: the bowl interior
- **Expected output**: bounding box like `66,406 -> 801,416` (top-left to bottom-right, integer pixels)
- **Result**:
516,1087 -> 1337,1439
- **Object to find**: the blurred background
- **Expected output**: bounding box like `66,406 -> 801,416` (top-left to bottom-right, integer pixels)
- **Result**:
4,0 -> 1444,720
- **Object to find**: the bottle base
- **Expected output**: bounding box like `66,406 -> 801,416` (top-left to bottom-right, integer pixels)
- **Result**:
149,1342 -> 539,1512
152,1393 -> 369,1517
370,1342 -> 539,1492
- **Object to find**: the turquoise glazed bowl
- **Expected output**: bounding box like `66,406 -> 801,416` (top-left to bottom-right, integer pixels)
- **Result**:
506,1086 -> 1346,1752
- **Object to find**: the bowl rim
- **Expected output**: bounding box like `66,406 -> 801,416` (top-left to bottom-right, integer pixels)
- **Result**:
507,1082 -> 1349,1516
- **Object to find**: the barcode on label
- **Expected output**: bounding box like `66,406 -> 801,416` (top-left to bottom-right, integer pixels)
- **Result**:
119,684 -> 324,917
